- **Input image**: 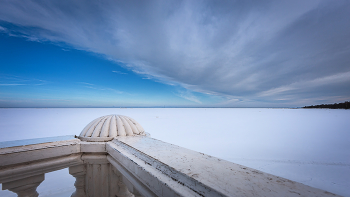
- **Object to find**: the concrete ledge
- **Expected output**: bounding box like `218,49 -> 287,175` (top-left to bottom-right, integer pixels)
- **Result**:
0,139 -> 80,167
82,154 -> 109,164
112,136 -> 340,197
0,135 -> 341,197
80,141 -> 106,153
0,154 -> 83,183
107,141 -> 200,197
0,135 -> 76,149
78,136 -> 113,142
107,155 -> 157,197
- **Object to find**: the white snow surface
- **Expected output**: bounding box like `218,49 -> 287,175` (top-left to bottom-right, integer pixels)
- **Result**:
0,108 -> 349,196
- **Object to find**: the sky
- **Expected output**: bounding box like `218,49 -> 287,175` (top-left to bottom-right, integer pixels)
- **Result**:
0,0 -> 349,108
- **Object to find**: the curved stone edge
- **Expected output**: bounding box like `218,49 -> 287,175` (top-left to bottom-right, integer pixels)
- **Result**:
78,136 -> 113,142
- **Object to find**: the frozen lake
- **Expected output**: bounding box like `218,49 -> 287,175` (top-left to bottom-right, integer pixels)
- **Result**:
0,108 -> 349,196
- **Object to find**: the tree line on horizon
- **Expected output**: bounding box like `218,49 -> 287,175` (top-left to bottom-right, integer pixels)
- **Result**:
303,101 -> 349,109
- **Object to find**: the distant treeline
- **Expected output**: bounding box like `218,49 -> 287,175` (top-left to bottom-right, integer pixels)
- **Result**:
303,101 -> 349,109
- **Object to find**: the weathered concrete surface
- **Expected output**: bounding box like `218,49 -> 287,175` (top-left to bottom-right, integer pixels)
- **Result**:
0,139 -> 80,167
0,136 -> 83,184
80,141 -> 106,153
0,135 -> 76,149
108,155 -> 158,197
69,165 -> 87,197
0,133 -> 342,197
82,154 -> 110,197
113,136 -> 340,197
107,141 -> 200,197
0,154 -> 82,183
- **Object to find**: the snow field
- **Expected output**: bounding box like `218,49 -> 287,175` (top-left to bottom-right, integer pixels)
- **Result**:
0,108 -> 349,196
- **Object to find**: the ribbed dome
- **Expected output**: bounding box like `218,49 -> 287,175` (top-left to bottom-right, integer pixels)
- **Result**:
78,115 -> 146,141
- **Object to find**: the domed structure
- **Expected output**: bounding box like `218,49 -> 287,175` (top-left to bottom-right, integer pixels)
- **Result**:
79,115 -> 146,141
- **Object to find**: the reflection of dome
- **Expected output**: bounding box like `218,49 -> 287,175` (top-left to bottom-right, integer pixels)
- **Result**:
78,115 -> 146,141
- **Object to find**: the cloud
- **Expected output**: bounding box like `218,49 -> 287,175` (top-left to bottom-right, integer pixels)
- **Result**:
112,71 -> 126,75
176,90 -> 202,104
0,26 -> 7,32
0,74 -> 47,86
0,0 -> 349,106
78,82 -> 94,86
259,71 -> 350,97
0,84 -> 26,86
78,82 -> 124,94
257,71 -> 350,103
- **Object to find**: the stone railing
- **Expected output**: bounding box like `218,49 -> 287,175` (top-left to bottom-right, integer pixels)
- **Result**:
0,134 -> 340,197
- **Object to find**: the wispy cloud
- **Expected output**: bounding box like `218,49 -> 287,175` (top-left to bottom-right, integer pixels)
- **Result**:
78,82 -> 123,94
112,71 -> 126,75
258,71 -> 350,97
0,98 -> 72,104
78,82 -> 94,86
34,98 -> 72,102
0,1 -> 349,106
0,84 -> 26,86
0,74 -> 47,86
0,26 -> 7,32
176,90 -> 201,104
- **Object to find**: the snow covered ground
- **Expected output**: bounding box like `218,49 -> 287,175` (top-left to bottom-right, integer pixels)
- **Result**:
0,108 -> 349,196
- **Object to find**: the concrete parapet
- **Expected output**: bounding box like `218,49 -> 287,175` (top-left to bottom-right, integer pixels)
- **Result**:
0,135 -> 340,197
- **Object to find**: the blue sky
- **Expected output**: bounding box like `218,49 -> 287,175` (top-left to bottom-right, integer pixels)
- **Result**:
0,30 -> 220,107
0,0 -> 349,107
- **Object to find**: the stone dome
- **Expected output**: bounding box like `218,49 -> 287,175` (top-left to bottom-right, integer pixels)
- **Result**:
79,115 -> 146,141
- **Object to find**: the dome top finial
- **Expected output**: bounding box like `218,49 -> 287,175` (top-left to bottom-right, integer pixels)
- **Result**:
79,115 -> 146,142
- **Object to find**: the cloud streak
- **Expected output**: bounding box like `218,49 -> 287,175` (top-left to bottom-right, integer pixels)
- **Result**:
0,26 -> 6,32
0,0 -> 349,106
112,71 -> 126,75
78,82 -> 124,94
0,84 -> 26,86
0,74 -> 47,86
175,90 -> 202,104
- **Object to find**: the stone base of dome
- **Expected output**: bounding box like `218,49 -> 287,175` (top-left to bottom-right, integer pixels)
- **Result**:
78,136 -> 114,142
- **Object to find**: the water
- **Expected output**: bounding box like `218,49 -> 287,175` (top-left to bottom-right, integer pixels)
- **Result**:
0,108 -> 349,196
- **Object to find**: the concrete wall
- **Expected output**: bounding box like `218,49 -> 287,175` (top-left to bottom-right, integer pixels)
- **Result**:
0,136 -> 340,197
